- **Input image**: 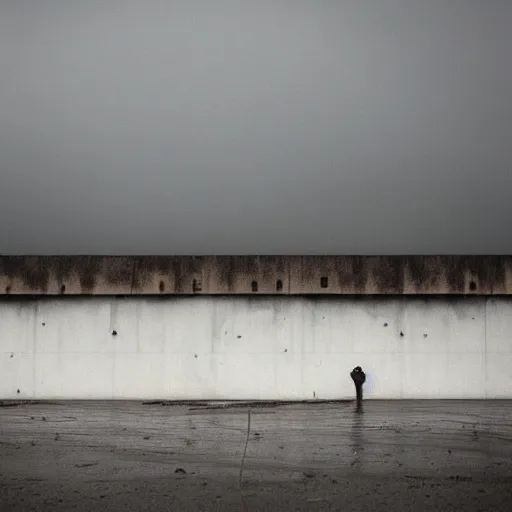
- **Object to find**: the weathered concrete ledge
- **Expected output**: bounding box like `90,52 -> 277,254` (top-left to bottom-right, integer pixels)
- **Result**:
0,255 -> 511,295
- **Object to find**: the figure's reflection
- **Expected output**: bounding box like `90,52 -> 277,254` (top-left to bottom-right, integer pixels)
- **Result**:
351,400 -> 365,469
350,367 -> 366,470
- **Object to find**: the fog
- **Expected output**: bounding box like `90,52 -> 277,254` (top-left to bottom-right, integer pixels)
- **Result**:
1,1 -> 511,254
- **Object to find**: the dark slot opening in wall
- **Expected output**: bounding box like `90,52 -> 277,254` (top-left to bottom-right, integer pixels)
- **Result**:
251,281 -> 258,292
469,281 -> 477,291
320,277 -> 328,288
276,279 -> 283,292
192,279 -> 202,292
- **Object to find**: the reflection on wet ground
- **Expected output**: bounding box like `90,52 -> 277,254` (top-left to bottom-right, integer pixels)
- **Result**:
1,400 -> 512,511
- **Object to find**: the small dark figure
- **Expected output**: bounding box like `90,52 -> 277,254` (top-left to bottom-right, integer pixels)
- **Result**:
350,366 -> 366,402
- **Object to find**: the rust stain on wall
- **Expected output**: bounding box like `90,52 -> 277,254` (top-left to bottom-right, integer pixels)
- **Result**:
208,256 -> 289,294
75,257 -> 108,293
1,255 -> 511,296
132,256 -> 175,294
373,256 -> 405,294
405,256 -> 444,293
403,256 -> 506,295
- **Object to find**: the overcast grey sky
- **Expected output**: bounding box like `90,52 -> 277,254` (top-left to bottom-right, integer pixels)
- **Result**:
0,1 -> 511,255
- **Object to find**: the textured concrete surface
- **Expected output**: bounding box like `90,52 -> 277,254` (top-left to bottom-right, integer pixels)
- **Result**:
1,400 -> 512,511
2,256 -> 512,296
3,295 -> 512,400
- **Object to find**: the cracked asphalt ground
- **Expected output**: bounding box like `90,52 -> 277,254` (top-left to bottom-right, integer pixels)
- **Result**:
1,400 -> 512,511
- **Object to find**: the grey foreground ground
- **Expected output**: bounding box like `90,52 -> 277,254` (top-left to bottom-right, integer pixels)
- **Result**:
1,400 -> 511,511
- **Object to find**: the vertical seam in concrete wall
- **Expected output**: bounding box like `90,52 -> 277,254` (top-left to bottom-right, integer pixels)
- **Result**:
484,297 -> 488,399
110,296 -> 117,399
399,296 -> 405,399
31,301 -> 38,399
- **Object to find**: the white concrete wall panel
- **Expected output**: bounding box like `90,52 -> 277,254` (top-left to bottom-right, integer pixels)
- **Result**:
486,298 -> 512,353
1,296 -> 511,399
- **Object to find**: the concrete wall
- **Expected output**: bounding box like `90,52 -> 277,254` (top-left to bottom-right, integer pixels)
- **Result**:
2,256 -> 512,296
1,296 -> 511,400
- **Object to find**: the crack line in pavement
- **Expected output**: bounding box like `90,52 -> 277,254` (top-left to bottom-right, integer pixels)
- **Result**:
239,409 -> 251,511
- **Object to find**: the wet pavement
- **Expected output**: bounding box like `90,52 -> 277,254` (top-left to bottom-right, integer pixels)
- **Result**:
1,400 -> 511,511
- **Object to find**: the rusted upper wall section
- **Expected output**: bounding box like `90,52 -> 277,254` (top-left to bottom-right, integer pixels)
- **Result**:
0,256 -> 511,296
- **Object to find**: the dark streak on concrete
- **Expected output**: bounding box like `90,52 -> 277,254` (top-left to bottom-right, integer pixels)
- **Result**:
334,257 -> 353,292
216,256 -> 235,293
137,256 -> 174,276
406,256 -> 443,291
0,257 -> 50,292
57,256 -> 79,288
78,257 -> 102,293
246,256 -> 259,277
274,256 -> 288,283
131,256 -> 173,292
171,257 -> 185,294
485,256 -> 501,294
352,256 -> 367,292
300,256 -> 317,285
104,258 -> 134,286
374,256 -> 404,293
1,256 -> 512,296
